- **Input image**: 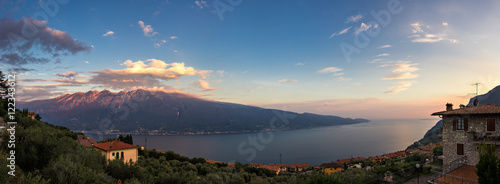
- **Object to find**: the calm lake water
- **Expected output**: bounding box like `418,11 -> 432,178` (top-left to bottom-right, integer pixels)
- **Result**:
98,119 -> 438,166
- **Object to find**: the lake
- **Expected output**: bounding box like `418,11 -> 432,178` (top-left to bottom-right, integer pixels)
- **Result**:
99,119 -> 439,166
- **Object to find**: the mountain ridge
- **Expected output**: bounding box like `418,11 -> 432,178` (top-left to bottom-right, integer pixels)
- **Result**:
19,89 -> 370,135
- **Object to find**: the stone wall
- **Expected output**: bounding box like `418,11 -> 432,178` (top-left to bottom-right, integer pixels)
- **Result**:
442,114 -> 500,172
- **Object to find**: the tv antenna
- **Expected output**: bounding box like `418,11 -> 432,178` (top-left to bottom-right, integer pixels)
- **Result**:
470,83 -> 481,106
471,83 -> 481,96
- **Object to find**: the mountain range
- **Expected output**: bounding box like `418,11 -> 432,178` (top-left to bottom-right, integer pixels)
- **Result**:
19,89 -> 369,135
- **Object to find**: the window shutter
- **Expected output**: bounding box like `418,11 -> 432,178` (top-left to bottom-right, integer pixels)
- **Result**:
453,119 -> 457,131
464,119 -> 468,131
457,144 -> 464,155
487,119 -> 495,131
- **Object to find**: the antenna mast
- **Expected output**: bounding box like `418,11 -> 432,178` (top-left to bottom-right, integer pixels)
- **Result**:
472,83 -> 481,96
471,83 -> 481,106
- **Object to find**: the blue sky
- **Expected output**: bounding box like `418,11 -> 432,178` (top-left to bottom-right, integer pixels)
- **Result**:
2,0 -> 500,119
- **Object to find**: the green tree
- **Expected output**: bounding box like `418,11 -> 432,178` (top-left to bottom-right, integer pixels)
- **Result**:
35,114 -> 41,121
433,145 -> 443,156
476,144 -> 500,184
0,70 -> 8,97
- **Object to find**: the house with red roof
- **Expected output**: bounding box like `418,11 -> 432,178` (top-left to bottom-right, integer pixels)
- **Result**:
289,163 -> 309,172
76,135 -> 97,148
93,140 -> 140,163
369,155 -> 386,162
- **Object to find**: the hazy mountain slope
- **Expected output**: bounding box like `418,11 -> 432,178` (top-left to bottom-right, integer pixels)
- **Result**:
407,120 -> 442,149
19,89 -> 369,134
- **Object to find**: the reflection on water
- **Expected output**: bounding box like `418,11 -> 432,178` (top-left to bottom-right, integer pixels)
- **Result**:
104,119 -> 438,165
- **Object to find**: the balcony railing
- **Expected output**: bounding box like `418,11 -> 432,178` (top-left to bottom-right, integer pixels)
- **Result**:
446,156 -> 467,173
467,131 -> 500,144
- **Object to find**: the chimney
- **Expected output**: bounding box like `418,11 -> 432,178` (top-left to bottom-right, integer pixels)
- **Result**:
446,103 -> 453,111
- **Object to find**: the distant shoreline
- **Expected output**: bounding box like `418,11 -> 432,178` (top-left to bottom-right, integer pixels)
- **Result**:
75,120 -> 371,136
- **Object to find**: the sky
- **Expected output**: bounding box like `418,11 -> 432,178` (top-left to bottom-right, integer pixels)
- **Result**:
1,0 -> 500,119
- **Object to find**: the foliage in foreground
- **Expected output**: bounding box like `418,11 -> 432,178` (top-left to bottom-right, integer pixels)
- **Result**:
476,143 -> 500,184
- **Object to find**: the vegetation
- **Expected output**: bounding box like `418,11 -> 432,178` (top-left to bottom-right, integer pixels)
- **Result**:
433,145 -> 443,156
476,144 -> 500,184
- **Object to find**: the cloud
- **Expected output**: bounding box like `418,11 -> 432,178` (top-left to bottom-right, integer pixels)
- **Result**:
278,79 -> 298,83
376,53 -> 390,57
379,45 -> 392,48
411,22 -> 423,33
346,14 -> 363,23
57,71 -> 78,79
22,78 -> 87,87
0,53 -> 50,65
17,86 -> 67,101
336,77 -> 352,82
318,67 -> 343,73
409,22 -> 457,43
194,80 -> 215,90
369,58 -> 383,63
131,86 -> 182,93
333,73 -> 344,76
170,36 -> 178,39
8,67 -> 34,74
392,62 -> 419,73
154,40 -> 168,48
354,22 -> 378,35
0,17 -> 92,66
85,61 -> 89,64
89,59 -> 212,90
385,81 -> 415,94
138,20 -> 158,37
382,72 -> 419,80
17,78 -> 47,82
195,0 -> 208,9
329,26 -> 352,38
382,61 -> 419,80
442,22 -> 448,26
102,31 -> 114,37
411,33 -> 447,43
249,86 -> 262,92
295,62 -> 305,66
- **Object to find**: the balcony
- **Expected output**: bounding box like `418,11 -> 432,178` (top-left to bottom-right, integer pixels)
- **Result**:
467,131 -> 500,145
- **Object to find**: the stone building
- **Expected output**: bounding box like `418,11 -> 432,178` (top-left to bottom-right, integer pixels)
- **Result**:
432,103 -> 500,172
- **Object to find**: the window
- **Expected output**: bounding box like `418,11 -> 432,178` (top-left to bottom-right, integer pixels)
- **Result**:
112,152 -> 115,156
453,119 -> 468,131
457,143 -> 464,155
121,152 -> 124,158
116,152 -> 119,159
487,119 -> 496,131
457,119 -> 464,130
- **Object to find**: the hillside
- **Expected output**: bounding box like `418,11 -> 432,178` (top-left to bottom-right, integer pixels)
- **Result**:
19,89 -> 369,134
407,120 -> 442,149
